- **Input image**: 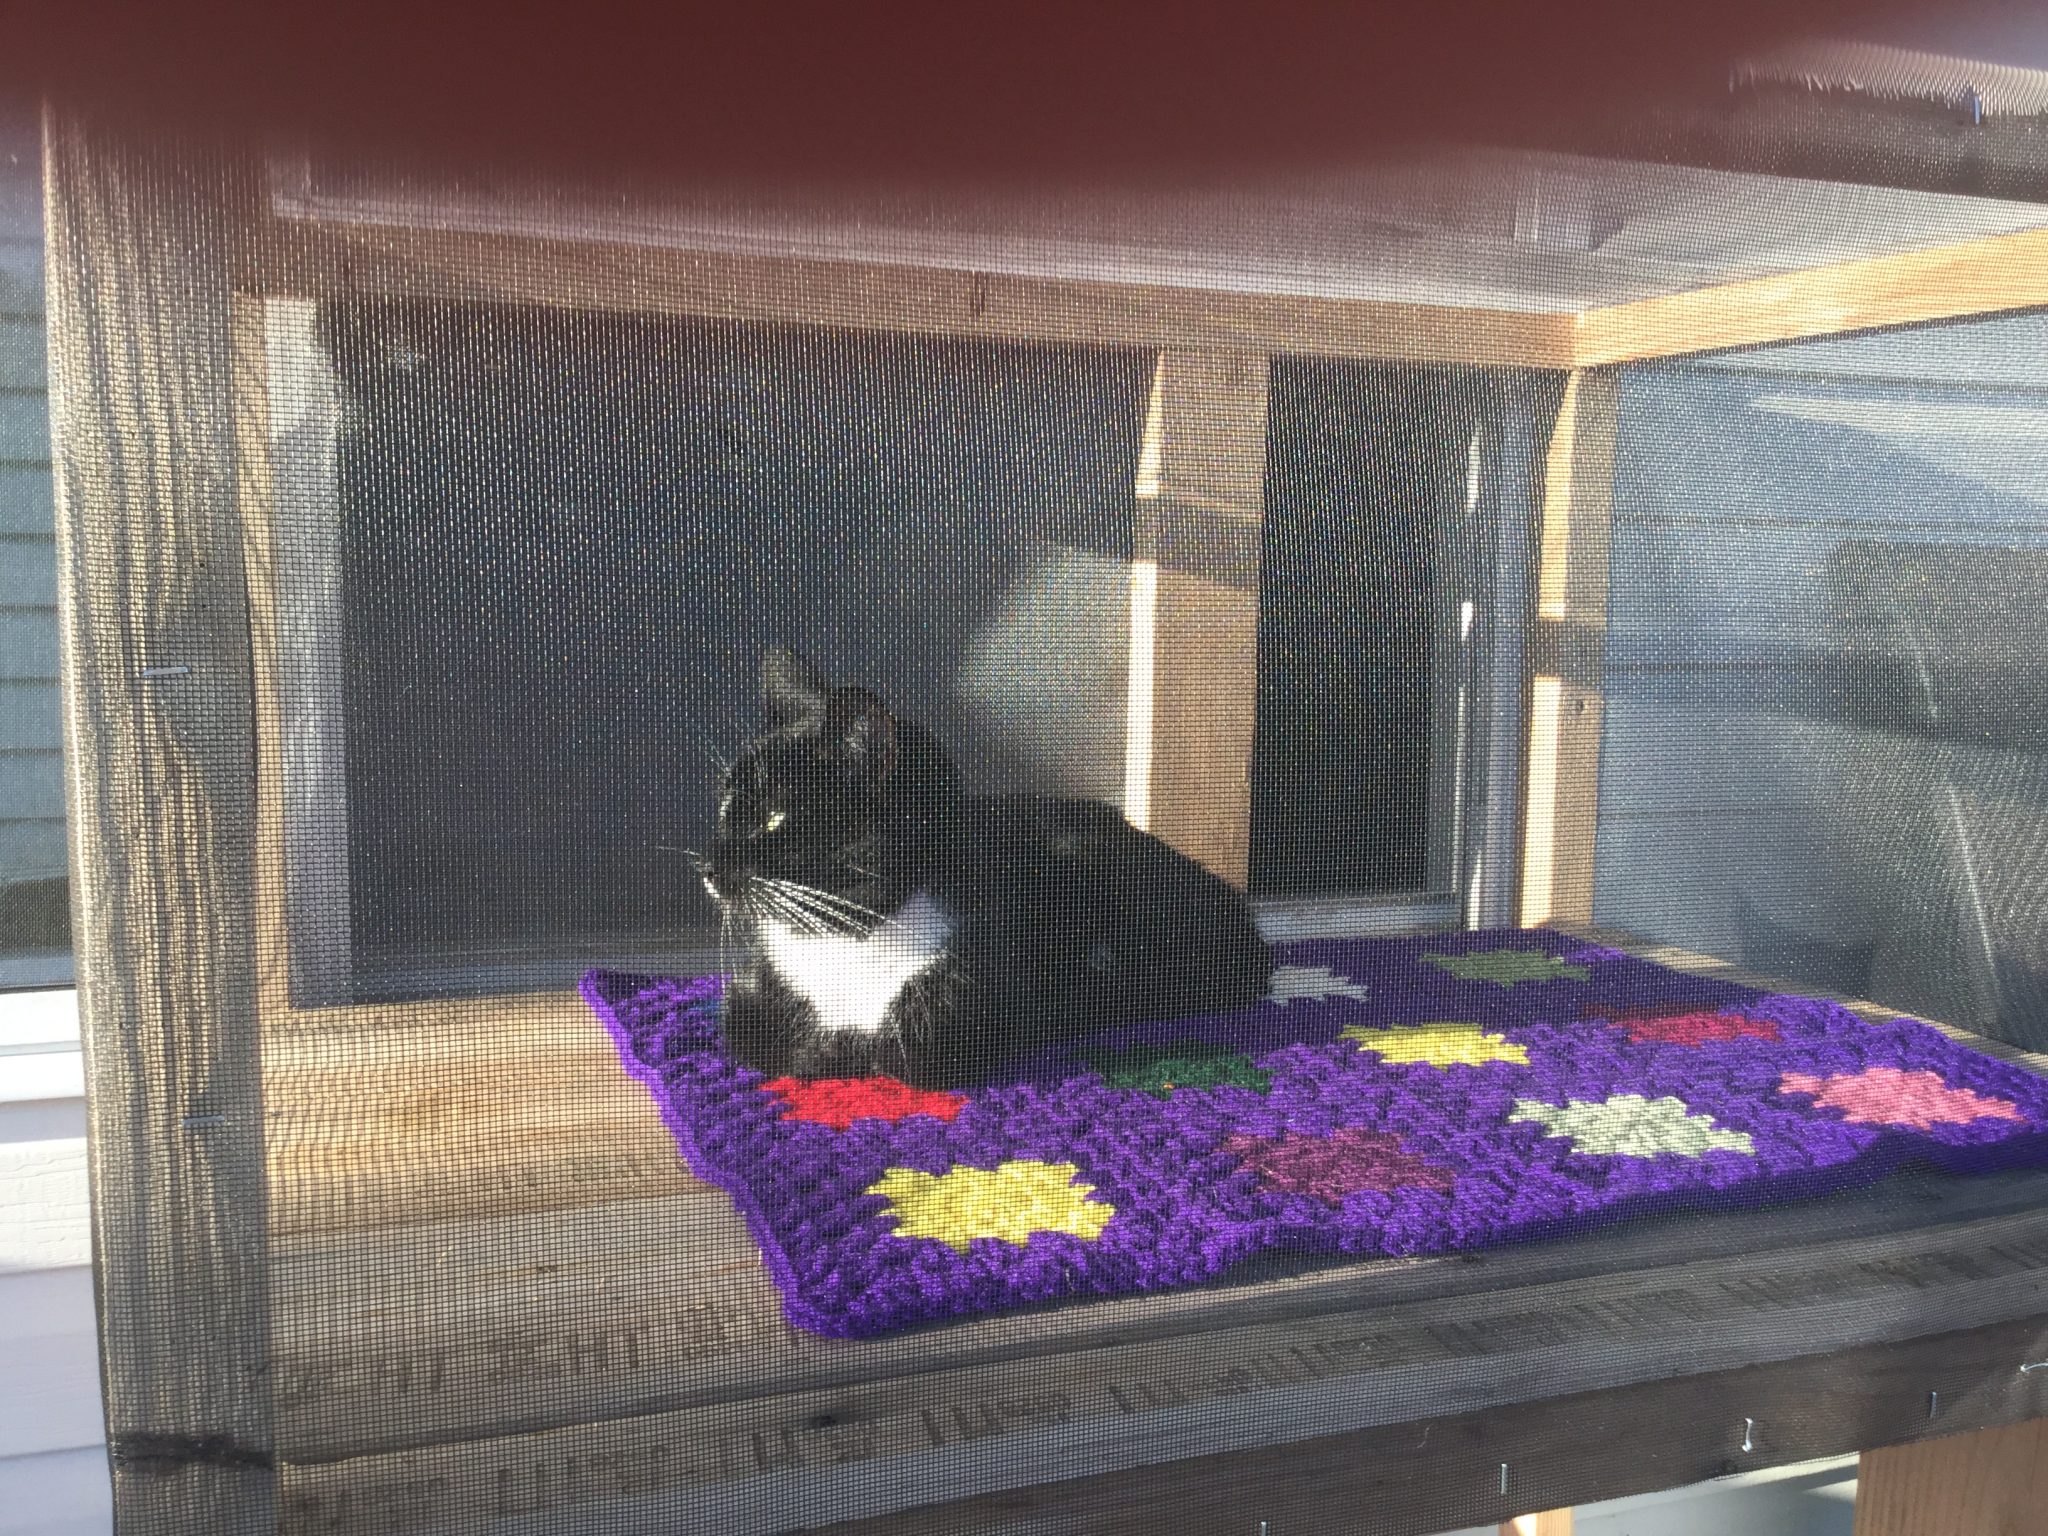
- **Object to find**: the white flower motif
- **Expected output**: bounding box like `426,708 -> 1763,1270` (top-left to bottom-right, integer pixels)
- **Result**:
1510,1094 -> 1755,1158
1268,964 -> 1370,1006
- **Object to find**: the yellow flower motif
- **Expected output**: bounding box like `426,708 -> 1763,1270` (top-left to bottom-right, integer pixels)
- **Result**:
868,1159 -> 1115,1253
1340,1020 -> 1531,1068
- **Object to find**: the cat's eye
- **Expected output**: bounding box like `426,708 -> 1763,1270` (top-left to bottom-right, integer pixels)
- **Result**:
763,810 -> 787,832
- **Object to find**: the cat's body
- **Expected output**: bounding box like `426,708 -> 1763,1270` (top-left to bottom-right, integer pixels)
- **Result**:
705,650 -> 1274,1088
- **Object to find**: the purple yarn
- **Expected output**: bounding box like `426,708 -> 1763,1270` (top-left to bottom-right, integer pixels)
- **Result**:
581,929 -> 2048,1339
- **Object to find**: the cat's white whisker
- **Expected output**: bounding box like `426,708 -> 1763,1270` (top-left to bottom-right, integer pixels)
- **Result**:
757,879 -> 882,928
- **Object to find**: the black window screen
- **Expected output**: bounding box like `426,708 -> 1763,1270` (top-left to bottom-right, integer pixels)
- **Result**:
1251,357 -> 1485,899
326,301 -> 1150,999
1598,322 -> 2048,1050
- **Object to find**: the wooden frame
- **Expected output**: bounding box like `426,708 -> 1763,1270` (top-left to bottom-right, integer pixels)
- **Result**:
241,212 -> 1543,1009
1123,350 -> 1269,887
1574,223 -> 2048,368
47,109 -> 2048,1535
44,115 -> 274,1532
1519,370 -> 1616,930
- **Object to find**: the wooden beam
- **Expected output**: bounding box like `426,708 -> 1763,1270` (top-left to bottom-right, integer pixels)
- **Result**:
1854,1419 -> 2048,1536
279,1314 -> 2048,1536
1574,224 -> 2048,366
1503,1513 -> 1574,1536
1123,351 -> 1269,887
252,215 -> 1577,370
234,296 -> 355,1013
1520,371 -> 1616,929
43,111 -> 275,1529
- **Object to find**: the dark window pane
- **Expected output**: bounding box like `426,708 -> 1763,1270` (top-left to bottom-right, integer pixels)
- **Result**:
327,300 -> 1149,999
1250,357 -> 1481,898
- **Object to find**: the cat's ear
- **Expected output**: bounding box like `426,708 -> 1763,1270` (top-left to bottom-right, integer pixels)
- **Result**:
829,690 -> 899,784
761,647 -> 830,725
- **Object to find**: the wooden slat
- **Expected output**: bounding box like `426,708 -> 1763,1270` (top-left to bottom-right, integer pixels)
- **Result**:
1853,1417 -> 2048,1536
804,1318 -> 2048,1536
235,294 -> 354,1012
1125,351 -> 1269,887
276,1304 -> 2048,1535
251,216 -> 1577,369
269,1160 -> 2048,1465
1520,372 -> 1616,929
43,112 -> 275,1529
1503,1512 -> 1573,1536
259,926 -> 2048,1528
262,992 -> 701,1237
1573,224 -> 2048,366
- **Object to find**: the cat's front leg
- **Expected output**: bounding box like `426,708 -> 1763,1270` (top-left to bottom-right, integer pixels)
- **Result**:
784,1028 -> 933,1085
718,965 -> 806,1079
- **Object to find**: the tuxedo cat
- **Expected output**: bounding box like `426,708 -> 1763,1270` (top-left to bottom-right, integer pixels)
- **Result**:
703,649 -> 1275,1088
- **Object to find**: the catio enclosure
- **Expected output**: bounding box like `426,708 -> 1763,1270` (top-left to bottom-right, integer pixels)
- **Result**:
37,78 -> 2048,1536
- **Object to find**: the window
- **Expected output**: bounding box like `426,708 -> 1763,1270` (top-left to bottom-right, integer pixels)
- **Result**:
266,300 -> 1525,1003
1252,358 -> 1491,901
307,299 -> 1151,1000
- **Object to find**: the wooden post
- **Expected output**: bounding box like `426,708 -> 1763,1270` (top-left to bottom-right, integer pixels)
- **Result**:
1853,1420 -> 2048,1536
1502,1513 -> 1575,1536
1122,350 -> 1270,887
234,295 -> 355,1012
1520,370 -> 1616,929
43,111 -> 274,1530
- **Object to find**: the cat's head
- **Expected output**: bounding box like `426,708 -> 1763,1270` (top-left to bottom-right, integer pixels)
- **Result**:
702,649 -> 959,931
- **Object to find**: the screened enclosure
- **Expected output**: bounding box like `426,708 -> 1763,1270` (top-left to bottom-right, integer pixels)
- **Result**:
35,46 -> 2048,1536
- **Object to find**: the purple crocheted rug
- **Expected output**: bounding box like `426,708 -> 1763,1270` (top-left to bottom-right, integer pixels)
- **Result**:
582,928 -> 2048,1339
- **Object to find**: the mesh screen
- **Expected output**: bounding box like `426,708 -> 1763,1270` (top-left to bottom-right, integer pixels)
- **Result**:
322,300 -> 1150,999
43,132 -> 2048,1536
1599,341 -> 2048,1051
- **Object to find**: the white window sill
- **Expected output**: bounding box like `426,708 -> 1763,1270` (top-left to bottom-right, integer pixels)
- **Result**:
0,987 -> 81,1104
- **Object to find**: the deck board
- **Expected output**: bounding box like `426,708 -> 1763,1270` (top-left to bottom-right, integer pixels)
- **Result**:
264,930 -> 2048,1527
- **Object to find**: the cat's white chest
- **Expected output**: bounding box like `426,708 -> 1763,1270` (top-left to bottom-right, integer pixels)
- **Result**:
758,890 -> 953,1036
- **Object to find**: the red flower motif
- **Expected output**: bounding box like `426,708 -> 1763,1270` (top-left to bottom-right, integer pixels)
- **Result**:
1594,1005 -> 1780,1047
762,1075 -> 969,1130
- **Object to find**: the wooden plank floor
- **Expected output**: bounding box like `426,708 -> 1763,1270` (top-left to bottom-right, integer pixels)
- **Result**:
263,932 -> 2048,1533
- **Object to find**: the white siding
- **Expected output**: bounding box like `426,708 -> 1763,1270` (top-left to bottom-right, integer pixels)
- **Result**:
0,110 -> 103,1536
0,989 -> 108,1536
0,109 -> 65,993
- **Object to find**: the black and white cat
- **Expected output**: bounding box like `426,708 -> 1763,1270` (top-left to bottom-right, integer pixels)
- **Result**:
702,649 -> 1274,1088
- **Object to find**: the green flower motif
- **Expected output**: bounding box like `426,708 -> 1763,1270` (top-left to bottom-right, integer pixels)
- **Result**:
1086,1040 -> 1273,1098
1421,949 -> 1590,987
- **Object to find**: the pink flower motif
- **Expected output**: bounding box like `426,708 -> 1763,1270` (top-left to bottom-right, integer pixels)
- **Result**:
1224,1126 -> 1456,1202
1778,1067 -> 2026,1131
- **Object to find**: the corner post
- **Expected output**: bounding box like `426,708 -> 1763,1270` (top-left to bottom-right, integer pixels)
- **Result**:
44,107 -> 274,1530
